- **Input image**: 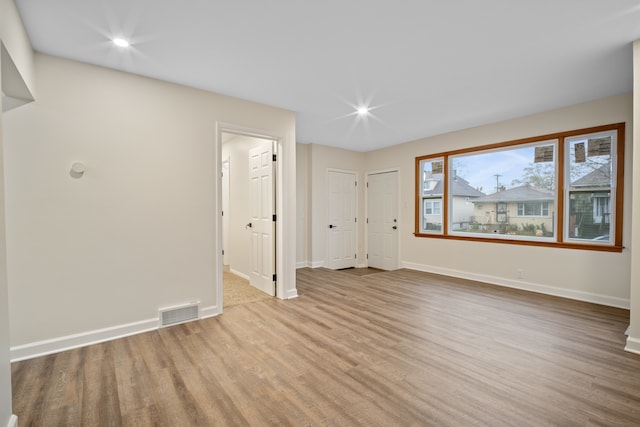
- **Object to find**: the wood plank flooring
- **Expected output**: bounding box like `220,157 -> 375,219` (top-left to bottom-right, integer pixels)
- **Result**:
12,268 -> 640,426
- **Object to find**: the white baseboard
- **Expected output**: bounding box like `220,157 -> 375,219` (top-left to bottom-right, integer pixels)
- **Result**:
200,305 -> 221,319
229,268 -> 250,280
625,336 -> 640,355
10,317 -> 159,362
401,261 -> 630,309
284,288 -> 299,299
10,305 -> 222,362
299,261 -> 364,269
7,415 -> 17,427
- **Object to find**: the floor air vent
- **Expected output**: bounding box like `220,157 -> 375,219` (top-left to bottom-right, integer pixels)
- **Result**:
159,302 -> 199,327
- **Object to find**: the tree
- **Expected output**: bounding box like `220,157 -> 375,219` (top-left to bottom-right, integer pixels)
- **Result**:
569,157 -> 610,182
510,162 -> 555,191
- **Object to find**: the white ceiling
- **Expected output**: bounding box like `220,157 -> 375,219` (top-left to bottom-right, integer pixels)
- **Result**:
15,0 -> 640,152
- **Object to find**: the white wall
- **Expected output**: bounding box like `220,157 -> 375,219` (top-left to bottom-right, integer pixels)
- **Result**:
364,93 -> 633,308
4,53 -> 296,359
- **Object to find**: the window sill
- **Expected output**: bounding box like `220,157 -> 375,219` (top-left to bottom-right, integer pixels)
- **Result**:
413,232 -> 624,253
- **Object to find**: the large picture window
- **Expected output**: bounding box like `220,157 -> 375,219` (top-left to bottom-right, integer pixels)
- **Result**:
414,123 -> 624,251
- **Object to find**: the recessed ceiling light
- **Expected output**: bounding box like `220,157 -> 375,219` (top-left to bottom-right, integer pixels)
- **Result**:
112,38 -> 130,48
356,106 -> 370,116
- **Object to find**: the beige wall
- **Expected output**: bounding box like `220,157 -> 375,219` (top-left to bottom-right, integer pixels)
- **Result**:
0,0 -> 34,98
307,143 -> 366,267
628,41 -> 640,354
0,0 -> 33,423
0,52 -> 10,427
296,143 -> 310,266
363,93 -> 632,307
4,53 -> 296,358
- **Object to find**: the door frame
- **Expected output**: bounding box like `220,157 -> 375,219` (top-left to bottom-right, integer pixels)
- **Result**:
216,123 -> 285,312
365,168 -> 400,270
326,168 -> 358,270
221,158 -> 230,266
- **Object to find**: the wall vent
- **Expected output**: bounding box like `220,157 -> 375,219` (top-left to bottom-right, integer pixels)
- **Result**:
159,302 -> 200,327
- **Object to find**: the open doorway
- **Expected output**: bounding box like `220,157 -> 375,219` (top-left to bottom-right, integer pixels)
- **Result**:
221,131 -> 277,308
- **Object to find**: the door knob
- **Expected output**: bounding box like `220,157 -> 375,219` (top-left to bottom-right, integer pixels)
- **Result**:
392,225 -> 397,230
329,224 -> 338,229
246,222 -> 253,228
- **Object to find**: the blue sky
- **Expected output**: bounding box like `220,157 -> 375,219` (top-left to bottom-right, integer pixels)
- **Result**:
451,146 -> 539,194
423,135 -> 613,195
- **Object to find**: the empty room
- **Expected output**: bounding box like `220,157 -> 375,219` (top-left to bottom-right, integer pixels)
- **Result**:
2,1 -> 640,426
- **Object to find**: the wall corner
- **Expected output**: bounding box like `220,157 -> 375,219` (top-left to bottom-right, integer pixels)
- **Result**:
628,39 -> 640,345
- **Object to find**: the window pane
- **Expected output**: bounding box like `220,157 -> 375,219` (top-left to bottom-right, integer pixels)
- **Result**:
565,131 -> 615,243
449,141 -> 556,239
519,202 -> 546,217
433,200 -> 441,215
420,158 -> 444,233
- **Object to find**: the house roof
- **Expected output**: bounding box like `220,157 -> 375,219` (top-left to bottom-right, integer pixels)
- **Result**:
471,185 -> 554,203
423,174 -> 485,198
570,164 -> 611,188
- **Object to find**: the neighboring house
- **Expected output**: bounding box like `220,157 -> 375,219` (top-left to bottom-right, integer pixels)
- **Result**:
422,173 -> 485,230
470,185 -> 555,235
568,164 -> 612,238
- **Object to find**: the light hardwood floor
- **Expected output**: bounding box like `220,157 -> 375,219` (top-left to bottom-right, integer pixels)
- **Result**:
12,268 -> 640,426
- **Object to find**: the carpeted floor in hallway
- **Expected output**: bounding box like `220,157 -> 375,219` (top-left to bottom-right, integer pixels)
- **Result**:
223,266 -> 271,308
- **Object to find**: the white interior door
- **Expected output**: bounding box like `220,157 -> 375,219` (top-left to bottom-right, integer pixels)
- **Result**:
327,170 -> 357,270
368,171 -> 398,270
248,141 -> 276,296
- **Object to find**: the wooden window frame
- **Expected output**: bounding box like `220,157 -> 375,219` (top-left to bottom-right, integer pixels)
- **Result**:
414,123 -> 625,252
